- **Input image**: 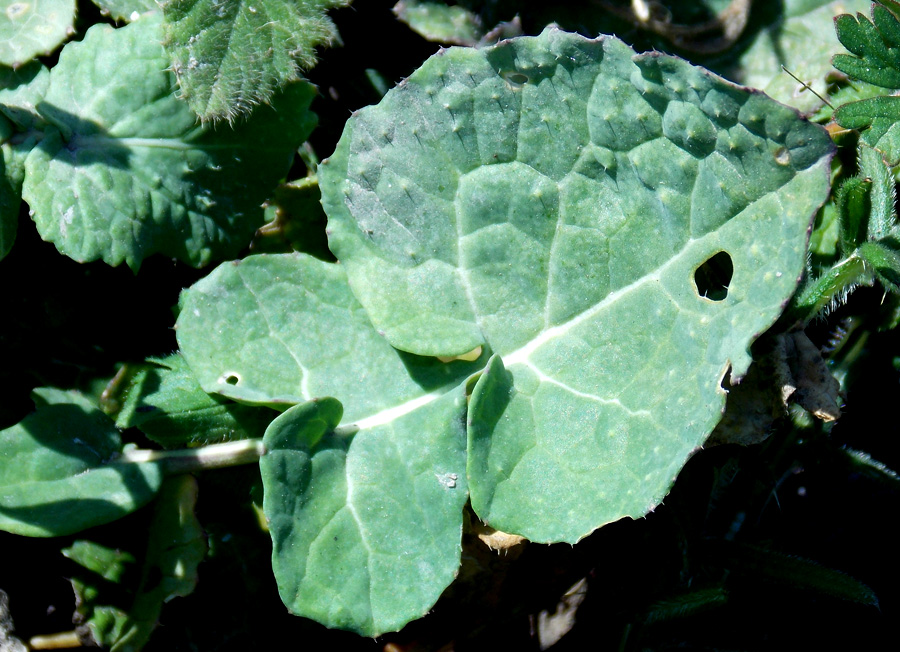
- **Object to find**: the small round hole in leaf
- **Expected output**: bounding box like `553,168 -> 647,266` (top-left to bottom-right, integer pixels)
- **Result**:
502,71 -> 529,88
694,251 -> 733,301
220,373 -> 241,386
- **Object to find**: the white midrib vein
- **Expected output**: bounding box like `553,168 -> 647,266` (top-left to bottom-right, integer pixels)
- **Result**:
351,245 -> 685,431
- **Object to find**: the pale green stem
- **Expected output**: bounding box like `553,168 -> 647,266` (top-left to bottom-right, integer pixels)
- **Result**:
119,438 -> 266,475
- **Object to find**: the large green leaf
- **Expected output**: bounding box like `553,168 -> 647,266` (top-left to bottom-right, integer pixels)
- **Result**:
260,390 -> 469,636
176,253 -> 486,419
22,14 -> 317,269
0,0 -> 75,66
0,396 -> 163,537
162,0 -> 348,122
178,252 -> 481,633
320,28 -> 834,542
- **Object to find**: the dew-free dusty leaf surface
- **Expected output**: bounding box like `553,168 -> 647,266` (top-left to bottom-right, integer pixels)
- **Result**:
22,14 -> 316,269
176,253 -> 486,420
0,396 -> 163,537
162,0 -> 347,122
0,0 -> 75,66
260,391 -> 469,636
320,27 -> 834,542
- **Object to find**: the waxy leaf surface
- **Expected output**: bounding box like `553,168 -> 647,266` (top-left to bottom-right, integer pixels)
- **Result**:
320,28 -> 834,541
0,397 -> 163,537
162,0 -> 347,122
0,0 -> 74,66
176,253 -> 485,421
116,353 -> 276,448
261,392 -> 469,636
22,14 -> 316,269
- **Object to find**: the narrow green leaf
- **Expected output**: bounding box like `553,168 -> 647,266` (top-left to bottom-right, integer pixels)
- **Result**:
116,353 -> 277,448
640,586 -> 728,625
0,399 -> 163,537
710,540 -> 880,607
261,388 -> 469,636
858,241 -> 900,292
161,0 -> 348,122
788,253 -> 871,323
857,143 -> 897,240
176,253 -> 486,419
835,176 -> 871,255
22,14 -> 317,269
840,446 -> 900,490
320,28 -> 835,541
834,94 -> 900,129
0,0 -> 75,66
112,475 -> 206,652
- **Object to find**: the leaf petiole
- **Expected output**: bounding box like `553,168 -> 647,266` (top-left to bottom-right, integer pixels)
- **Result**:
119,438 -> 266,475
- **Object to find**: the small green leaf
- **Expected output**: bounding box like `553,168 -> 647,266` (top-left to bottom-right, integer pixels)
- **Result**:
116,353 -> 277,448
22,14 -> 317,269
834,94 -> 900,129
0,0 -> 75,66
176,253 -> 486,419
834,4 -> 900,88
0,398 -> 164,537
835,176 -> 871,255
112,475 -> 207,652
64,540 -> 136,583
857,143 -> 897,240
393,0 -> 483,46
321,28 -> 835,542
261,388 -> 469,636
162,0 -> 348,122
63,541 -> 135,647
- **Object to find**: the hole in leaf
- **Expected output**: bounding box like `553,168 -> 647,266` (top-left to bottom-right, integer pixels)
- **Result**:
220,373 -> 241,386
502,71 -> 529,88
694,251 -> 733,301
